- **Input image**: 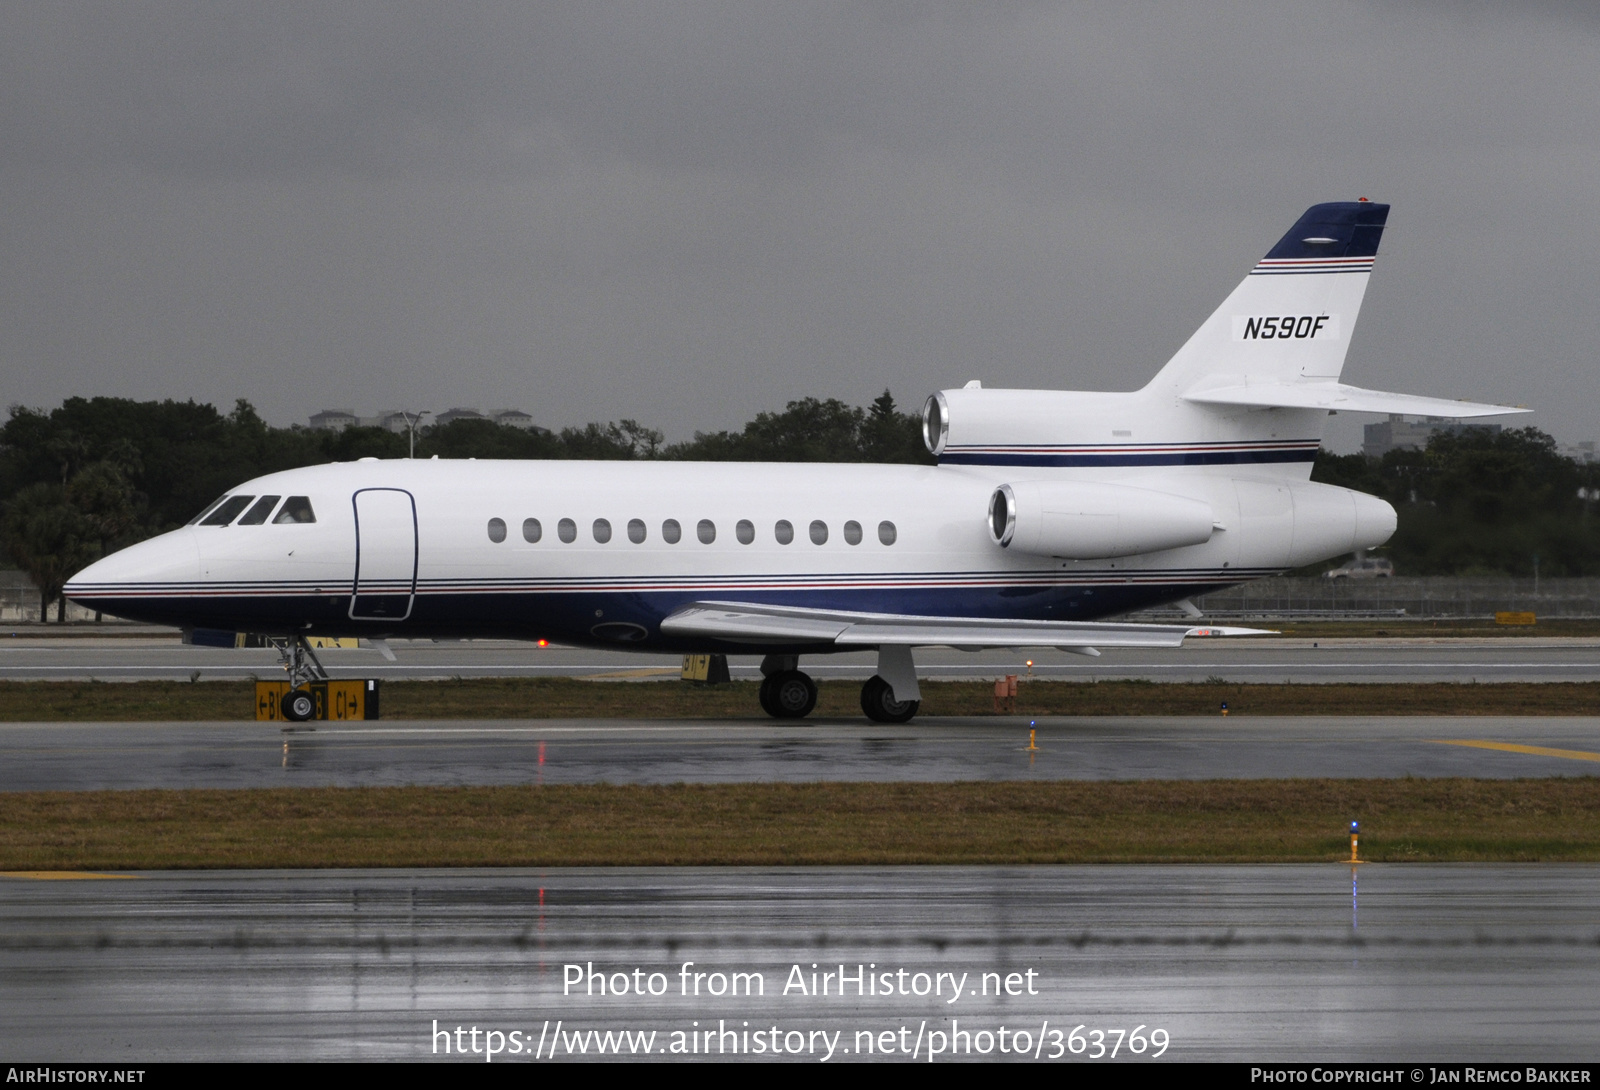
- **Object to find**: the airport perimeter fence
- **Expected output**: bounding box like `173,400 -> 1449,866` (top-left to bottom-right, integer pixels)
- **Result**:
1,570 -> 98,623
1130,576 -> 1600,621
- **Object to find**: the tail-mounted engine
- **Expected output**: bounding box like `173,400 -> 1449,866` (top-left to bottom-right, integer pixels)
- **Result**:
987,480 -> 1217,559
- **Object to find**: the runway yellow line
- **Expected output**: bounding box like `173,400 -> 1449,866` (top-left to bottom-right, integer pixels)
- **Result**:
0,870 -> 139,880
1436,740 -> 1600,763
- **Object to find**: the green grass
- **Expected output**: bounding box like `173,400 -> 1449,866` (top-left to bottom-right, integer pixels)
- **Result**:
3,779 -> 1598,869
5,677 -> 1600,721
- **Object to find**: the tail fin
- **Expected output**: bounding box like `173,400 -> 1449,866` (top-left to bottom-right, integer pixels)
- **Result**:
1145,201 -> 1389,397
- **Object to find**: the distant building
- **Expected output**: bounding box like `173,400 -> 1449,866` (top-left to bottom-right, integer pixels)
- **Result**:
1362,415 -> 1501,458
311,407 -> 540,433
1561,441 -> 1597,464
434,407 -> 487,428
308,409 -> 358,431
493,409 -> 537,430
374,410 -> 424,434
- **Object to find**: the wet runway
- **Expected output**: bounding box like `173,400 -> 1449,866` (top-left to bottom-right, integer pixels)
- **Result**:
2,636 -> 1600,683
2,864 -> 1596,1062
5,716 -> 1600,790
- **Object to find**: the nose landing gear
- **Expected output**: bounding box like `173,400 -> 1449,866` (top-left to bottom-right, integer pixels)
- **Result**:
270,634 -> 330,723
281,688 -> 317,722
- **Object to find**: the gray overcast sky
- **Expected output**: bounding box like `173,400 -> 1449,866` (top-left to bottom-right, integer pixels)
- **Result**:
3,2 -> 1597,452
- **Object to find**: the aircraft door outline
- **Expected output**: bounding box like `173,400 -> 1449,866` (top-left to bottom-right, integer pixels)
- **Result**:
350,488 -> 418,622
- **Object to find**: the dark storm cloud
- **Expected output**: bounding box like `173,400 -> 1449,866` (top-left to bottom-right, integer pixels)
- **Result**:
2,3 -> 1597,449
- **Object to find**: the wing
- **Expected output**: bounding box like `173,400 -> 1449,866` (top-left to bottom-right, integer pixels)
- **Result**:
658,600 -> 1271,653
1181,382 -> 1527,419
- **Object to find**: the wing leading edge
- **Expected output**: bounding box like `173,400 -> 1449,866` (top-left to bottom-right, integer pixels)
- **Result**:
659,600 -> 1270,653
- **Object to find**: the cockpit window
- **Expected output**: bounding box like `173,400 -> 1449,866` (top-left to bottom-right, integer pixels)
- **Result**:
273,496 -> 317,524
200,495 -> 255,526
187,495 -> 228,525
236,495 -> 281,525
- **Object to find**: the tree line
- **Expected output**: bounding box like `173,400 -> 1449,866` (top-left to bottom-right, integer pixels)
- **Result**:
0,393 -> 1592,617
1312,427 -> 1600,578
0,393 -> 929,616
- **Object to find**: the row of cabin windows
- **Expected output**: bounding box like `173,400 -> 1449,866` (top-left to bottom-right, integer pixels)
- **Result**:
189,495 -> 317,526
487,517 -> 897,547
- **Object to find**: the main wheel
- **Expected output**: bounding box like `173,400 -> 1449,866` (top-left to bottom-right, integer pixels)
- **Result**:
766,670 -> 817,719
757,674 -> 779,717
281,688 -> 316,722
860,675 -> 919,723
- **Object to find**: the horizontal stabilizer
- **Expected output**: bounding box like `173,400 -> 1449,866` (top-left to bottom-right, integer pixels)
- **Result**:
1182,382 -> 1527,419
660,600 -> 1272,650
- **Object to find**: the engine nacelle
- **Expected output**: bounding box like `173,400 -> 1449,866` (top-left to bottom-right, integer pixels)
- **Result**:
924,387 -> 1095,455
989,480 -> 1217,559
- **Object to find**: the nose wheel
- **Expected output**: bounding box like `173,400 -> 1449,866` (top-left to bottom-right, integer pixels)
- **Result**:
270,634 -> 330,724
759,670 -> 818,719
281,689 -> 316,722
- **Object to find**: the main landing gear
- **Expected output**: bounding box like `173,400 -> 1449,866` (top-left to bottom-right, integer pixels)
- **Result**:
758,655 -> 818,719
754,648 -> 924,723
860,675 -> 919,723
269,634 -> 330,723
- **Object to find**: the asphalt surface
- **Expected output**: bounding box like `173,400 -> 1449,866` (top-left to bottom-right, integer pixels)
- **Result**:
2,636 -> 1600,683
2,864 -> 1596,1062
4,716 -> 1599,790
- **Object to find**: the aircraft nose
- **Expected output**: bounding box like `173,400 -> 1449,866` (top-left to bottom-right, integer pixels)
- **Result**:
64,529 -> 202,608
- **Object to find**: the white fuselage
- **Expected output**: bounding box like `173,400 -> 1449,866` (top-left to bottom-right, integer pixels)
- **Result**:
64,453 -> 1392,650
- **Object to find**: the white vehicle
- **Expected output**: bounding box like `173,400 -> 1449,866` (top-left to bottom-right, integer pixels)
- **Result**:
1324,557 -> 1395,579
66,201 -> 1524,722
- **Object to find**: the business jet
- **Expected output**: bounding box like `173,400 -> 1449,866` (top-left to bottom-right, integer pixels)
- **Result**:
65,201 -> 1525,723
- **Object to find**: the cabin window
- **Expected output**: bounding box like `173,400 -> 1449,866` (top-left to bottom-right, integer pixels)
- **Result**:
187,495 -> 228,525
487,518 -> 507,543
523,518 -> 542,543
593,518 -> 612,544
273,496 -> 316,524
662,519 -> 682,544
558,518 -> 577,543
843,520 -> 863,545
697,519 -> 716,544
774,519 -> 794,545
201,495 -> 255,526
627,518 -> 647,544
736,519 -> 755,545
809,520 -> 828,545
237,496 -> 281,526
878,520 -> 897,545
